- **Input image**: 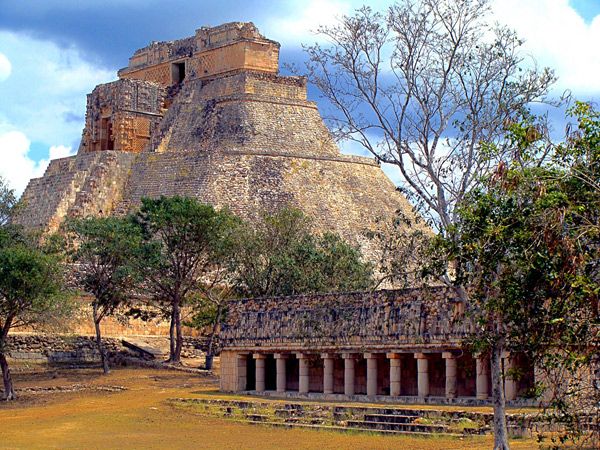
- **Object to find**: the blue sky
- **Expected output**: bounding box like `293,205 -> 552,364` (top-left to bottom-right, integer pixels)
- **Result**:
0,0 -> 599,194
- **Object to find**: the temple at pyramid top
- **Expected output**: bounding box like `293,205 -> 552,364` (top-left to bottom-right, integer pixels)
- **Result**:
117,22 -> 280,86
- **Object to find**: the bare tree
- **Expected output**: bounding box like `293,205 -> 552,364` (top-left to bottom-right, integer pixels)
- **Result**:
302,0 -> 557,232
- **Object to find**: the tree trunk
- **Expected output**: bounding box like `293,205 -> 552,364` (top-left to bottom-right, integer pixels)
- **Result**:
491,342 -> 510,450
0,351 -> 15,401
204,303 -> 222,370
168,308 -> 176,362
174,301 -> 183,364
92,304 -> 110,375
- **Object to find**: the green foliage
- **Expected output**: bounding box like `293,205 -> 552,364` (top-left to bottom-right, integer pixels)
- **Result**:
0,238 -> 69,332
65,216 -> 143,321
0,176 -> 17,227
133,196 -> 240,362
229,208 -> 373,297
134,196 -> 240,300
435,102 -> 599,444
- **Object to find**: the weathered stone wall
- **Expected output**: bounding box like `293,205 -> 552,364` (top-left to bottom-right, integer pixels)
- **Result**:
16,151 -> 137,233
221,288 -> 471,352
6,333 -> 125,364
6,333 -> 206,364
79,78 -> 166,154
119,22 -> 279,86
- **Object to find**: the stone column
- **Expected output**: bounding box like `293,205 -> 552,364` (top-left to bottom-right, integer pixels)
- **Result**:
236,353 -> 248,392
322,354 -> 335,394
274,353 -> 288,393
342,353 -> 356,396
387,353 -> 402,397
414,353 -> 429,398
253,354 -> 266,392
297,353 -> 310,394
476,355 -> 489,400
502,353 -> 517,401
365,353 -> 378,397
442,352 -> 457,399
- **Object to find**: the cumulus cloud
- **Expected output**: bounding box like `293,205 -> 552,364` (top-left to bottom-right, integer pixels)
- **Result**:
268,0 -> 352,46
0,31 -> 112,147
0,52 -> 10,82
0,130 -> 75,196
0,131 -> 44,195
492,0 -> 600,95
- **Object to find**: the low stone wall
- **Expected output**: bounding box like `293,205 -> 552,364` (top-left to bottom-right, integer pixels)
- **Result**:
6,333 -> 208,365
6,334 -> 125,365
221,287 -> 471,351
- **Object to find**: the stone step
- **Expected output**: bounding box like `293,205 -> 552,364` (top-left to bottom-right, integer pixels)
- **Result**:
121,337 -> 170,359
346,420 -> 448,433
246,414 -> 269,422
246,421 -> 463,437
363,413 -> 414,424
333,406 -> 422,417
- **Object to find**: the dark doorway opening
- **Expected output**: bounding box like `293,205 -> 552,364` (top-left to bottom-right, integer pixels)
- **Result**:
265,355 -> 276,391
172,62 -> 186,84
100,118 -> 114,150
245,355 -> 256,391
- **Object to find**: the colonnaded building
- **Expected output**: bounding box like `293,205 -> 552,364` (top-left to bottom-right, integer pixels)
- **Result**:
16,22 -> 534,404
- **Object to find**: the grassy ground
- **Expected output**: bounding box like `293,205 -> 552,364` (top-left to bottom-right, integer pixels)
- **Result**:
0,366 -> 540,449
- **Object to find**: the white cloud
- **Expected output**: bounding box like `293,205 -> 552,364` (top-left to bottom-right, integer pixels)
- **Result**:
492,0 -> 600,95
48,144 -> 76,160
0,131 -> 44,195
0,31 -> 113,148
0,52 -> 11,82
268,0 -> 352,46
0,130 -> 75,196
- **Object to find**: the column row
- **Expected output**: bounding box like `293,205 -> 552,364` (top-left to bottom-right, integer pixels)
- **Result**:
245,351 -> 519,400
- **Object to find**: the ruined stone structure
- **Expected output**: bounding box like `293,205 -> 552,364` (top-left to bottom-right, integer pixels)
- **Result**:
15,23 -> 538,405
16,22 -> 415,262
220,289 -> 535,404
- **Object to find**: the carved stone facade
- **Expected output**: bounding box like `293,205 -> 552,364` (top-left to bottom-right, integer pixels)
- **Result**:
219,289 -> 536,405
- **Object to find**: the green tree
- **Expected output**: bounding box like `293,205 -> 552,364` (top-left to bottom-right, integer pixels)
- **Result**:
134,196 -> 239,364
65,216 -> 143,374
229,208 -> 373,297
0,177 -> 70,400
438,103 -> 599,449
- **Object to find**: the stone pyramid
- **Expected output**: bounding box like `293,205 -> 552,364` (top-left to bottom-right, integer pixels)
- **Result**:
16,22 -> 416,260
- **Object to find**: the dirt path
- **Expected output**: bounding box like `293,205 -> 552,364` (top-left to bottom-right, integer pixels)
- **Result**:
0,367 -> 537,449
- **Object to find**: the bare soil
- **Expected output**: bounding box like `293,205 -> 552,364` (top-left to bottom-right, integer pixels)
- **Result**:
0,366 -> 539,449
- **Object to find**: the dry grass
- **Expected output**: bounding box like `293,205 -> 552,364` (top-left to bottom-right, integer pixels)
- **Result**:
0,366 -> 540,449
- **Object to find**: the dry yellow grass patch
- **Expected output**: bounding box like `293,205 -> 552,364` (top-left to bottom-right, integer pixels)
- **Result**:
0,367 -> 539,449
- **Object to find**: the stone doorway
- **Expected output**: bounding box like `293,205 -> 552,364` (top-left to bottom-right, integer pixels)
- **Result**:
172,62 -> 186,84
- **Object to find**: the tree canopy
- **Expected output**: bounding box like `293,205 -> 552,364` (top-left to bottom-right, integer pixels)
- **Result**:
134,196 -> 239,364
228,208 -> 373,297
0,176 -> 70,400
65,216 -> 144,374
437,102 -> 599,448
